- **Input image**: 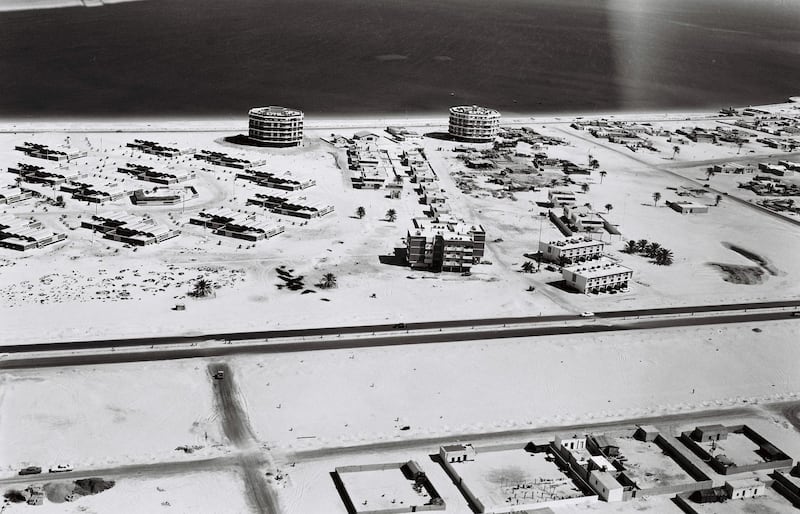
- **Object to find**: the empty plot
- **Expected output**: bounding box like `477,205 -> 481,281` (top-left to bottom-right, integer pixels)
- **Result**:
338,468 -> 431,513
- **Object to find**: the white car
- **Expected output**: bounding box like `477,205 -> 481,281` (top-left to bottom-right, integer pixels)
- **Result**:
49,464 -> 73,473
580,311 -> 595,318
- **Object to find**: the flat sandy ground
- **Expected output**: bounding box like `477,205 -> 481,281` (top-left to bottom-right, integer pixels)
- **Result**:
0,359 -> 224,472
3,470 -> 251,513
233,320 -> 800,451
338,467 -> 431,512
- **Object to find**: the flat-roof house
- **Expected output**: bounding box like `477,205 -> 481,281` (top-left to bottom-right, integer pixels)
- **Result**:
0,187 -> 34,205
588,434 -> 620,458
588,470 -> 624,502
439,444 -> 476,463
691,425 -> 728,442
725,478 -> 765,500
0,215 -> 67,251
668,201 -> 709,214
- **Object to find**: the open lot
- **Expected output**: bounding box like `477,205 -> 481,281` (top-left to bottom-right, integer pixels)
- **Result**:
0,359 -> 223,473
233,319 -> 800,450
1,470 -> 252,514
338,465 -> 432,513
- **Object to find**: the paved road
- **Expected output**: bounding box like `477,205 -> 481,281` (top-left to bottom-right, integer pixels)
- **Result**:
2,309 -> 797,370
208,363 -> 278,514
1,300 -> 798,357
292,404 -> 760,461
0,454 -> 240,487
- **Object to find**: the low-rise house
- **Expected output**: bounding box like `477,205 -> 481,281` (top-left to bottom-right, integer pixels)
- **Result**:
246,194 -> 334,219
235,170 -> 315,191
81,212 -> 180,245
0,215 -> 66,251
712,162 -> 755,174
60,181 -> 127,203
194,150 -> 265,169
130,186 -> 198,206
8,162 -> 83,186
126,139 -> 195,157
118,163 -> 195,184
189,207 -> 285,241
562,261 -> 633,294
539,237 -> 604,264
691,425 -> 728,442
439,443 -> 476,463
667,201 -> 709,214
386,126 -> 420,141
725,478 -> 765,500
0,187 -> 34,205
758,162 -> 790,176
15,142 -> 86,161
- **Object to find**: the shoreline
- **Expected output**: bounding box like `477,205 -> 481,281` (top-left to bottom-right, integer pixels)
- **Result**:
0,97 -> 796,132
0,108 -> 727,134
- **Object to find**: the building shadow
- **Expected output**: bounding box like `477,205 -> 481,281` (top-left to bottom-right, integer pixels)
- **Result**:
424,131 -> 457,141
547,279 -> 580,294
378,247 -> 408,267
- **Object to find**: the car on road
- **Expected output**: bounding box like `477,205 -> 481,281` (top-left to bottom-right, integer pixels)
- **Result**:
213,370 -> 225,380
18,466 -> 42,476
792,311 -> 800,317
580,311 -> 595,318
48,464 -> 73,473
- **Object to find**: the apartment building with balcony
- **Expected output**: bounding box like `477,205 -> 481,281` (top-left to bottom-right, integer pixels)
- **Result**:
562,260 -> 633,294
248,106 -> 304,147
448,105 -> 501,143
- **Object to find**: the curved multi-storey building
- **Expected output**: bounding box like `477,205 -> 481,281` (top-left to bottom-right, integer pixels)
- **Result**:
248,106 -> 304,147
448,105 -> 500,143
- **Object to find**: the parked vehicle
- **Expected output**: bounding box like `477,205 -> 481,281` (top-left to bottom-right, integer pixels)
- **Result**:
18,466 -> 42,476
213,370 -> 225,380
49,464 -> 73,473
580,311 -> 595,318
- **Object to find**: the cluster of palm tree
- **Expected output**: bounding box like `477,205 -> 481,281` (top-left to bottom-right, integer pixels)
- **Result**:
623,239 -> 674,265
386,209 -> 397,222
355,206 -> 366,219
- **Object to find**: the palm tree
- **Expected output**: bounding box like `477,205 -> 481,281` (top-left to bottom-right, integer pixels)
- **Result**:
589,158 -> 600,170
655,247 -> 674,266
521,261 -> 535,273
672,145 -> 680,159
385,209 -> 397,222
355,206 -> 366,219
605,203 -> 613,213
581,183 -> 590,193
652,191 -> 661,206
636,239 -> 649,252
645,242 -> 662,257
191,278 -> 214,298
599,170 -> 607,183
737,142 -> 743,155
715,194 -> 722,206
705,169 -> 716,181
319,273 -> 337,289
624,240 -> 639,254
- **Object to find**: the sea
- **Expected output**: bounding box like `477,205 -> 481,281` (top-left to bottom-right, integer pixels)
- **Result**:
1,0 -> 799,118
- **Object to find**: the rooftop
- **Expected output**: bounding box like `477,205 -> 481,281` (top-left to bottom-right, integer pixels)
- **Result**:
450,105 -> 500,117
248,106 -> 303,117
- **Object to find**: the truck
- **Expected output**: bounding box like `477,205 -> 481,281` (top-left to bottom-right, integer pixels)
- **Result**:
213,370 -> 225,380
18,466 -> 42,476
